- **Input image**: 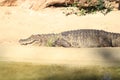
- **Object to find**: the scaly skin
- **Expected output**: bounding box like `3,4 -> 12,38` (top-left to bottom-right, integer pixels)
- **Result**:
19,29 -> 120,48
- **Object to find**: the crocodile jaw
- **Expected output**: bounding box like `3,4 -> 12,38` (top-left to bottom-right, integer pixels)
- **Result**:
19,39 -> 35,45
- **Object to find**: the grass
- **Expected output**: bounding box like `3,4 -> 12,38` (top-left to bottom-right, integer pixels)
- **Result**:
0,61 -> 120,80
63,0 -> 113,16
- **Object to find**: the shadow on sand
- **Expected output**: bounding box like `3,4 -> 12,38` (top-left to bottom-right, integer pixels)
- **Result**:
96,48 -> 120,66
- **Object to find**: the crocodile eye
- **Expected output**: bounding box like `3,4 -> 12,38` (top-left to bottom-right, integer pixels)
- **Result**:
28,35 -> 34,39
30,35 -> 35,37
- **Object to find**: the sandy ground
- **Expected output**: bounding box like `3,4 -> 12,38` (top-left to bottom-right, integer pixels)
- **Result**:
0,6 -> 120,66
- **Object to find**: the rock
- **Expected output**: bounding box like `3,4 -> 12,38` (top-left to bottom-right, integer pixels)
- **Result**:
0,0 -> 119,10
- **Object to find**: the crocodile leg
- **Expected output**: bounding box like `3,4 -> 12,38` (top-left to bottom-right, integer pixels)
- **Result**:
53,38 -> 71,47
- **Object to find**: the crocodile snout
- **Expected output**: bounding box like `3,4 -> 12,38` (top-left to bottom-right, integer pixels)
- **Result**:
19,39 -> 35,45
19,39 -> 27,45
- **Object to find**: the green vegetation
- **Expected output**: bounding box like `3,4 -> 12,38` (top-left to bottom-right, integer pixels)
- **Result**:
0,61 -> 120,80
46,37 -> 57,47
46,38 -> 54,47
63,0 -> 113,16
